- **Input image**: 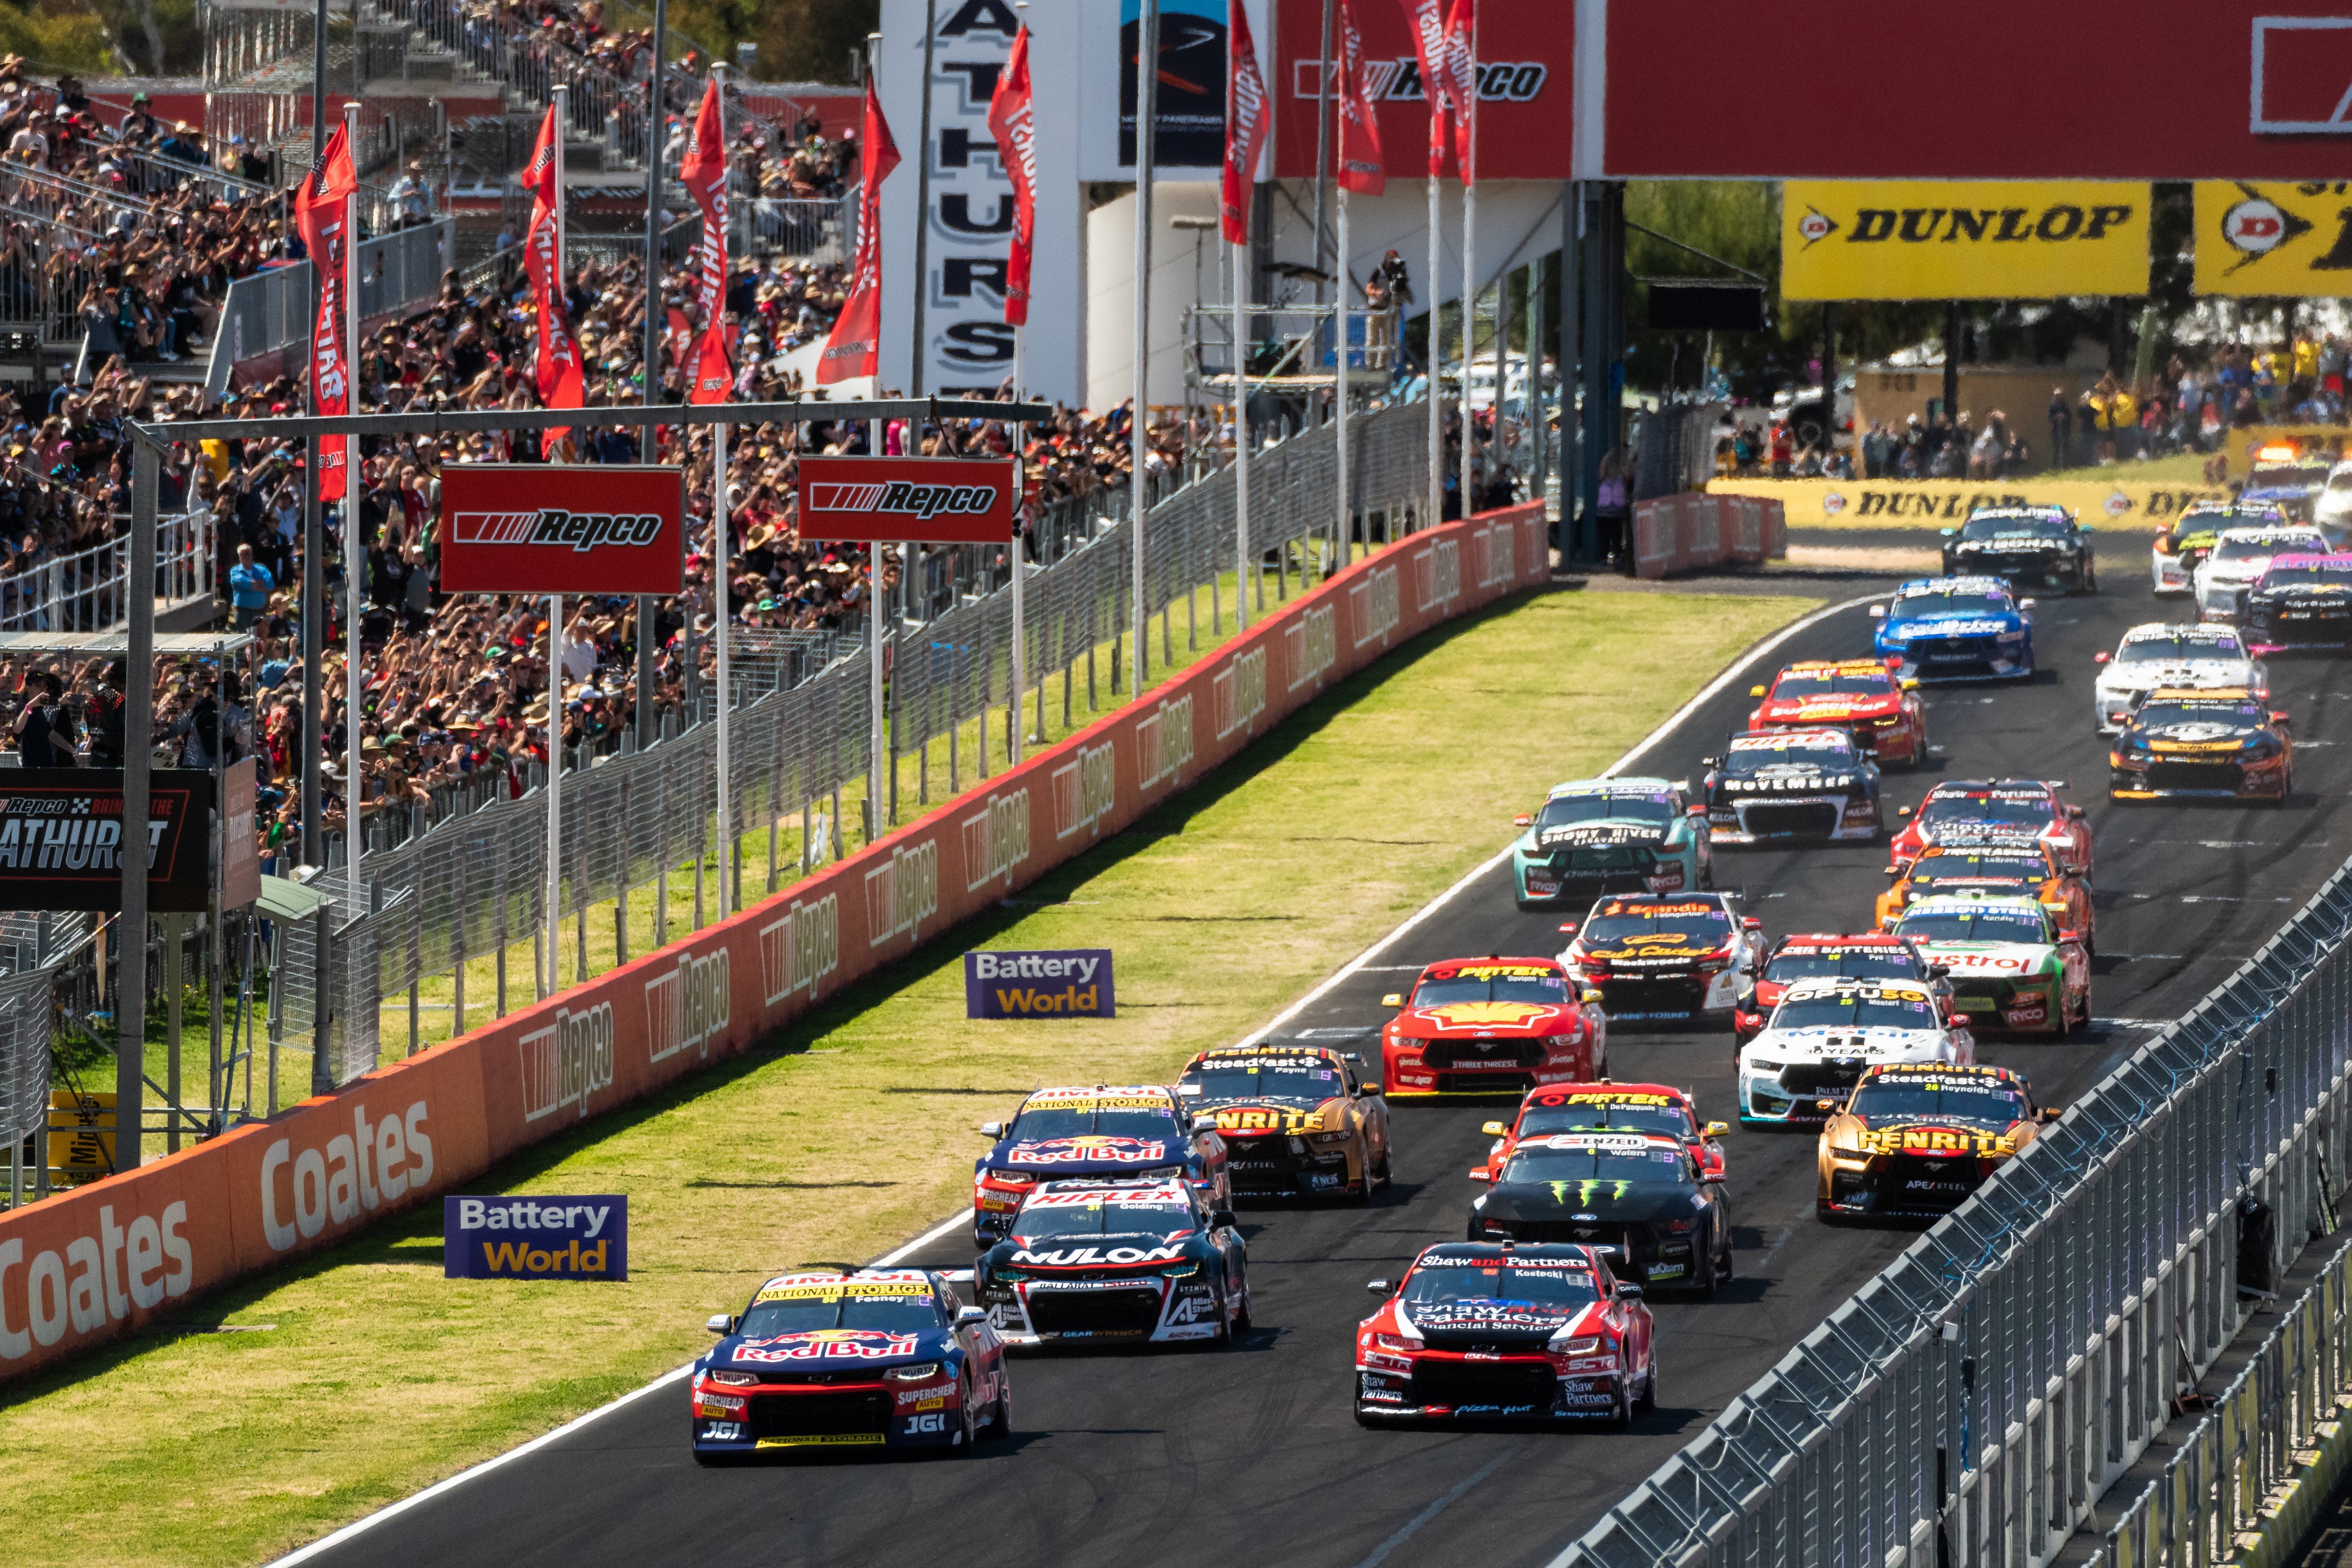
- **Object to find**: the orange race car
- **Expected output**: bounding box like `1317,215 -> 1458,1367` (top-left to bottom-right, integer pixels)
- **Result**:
1379,957 -> 1607,1100
1815,1062 -> 2059,1221
1875,841 -> 2095,950
1470,1081 -> 1728,1183
1748,658 -> 1929,766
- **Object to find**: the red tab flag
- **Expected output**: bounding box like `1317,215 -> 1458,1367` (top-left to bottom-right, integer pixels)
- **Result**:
818,80 -> 901,385
293,124 -> 357,500
1442,0 -> 1476,183
1221,0 -> 1270,243
1336,0 -> 1386,196
1396,0 -> 1456,177
521,108 -> 584,454
678,80 -> 733,403
986,24 -> 1038,326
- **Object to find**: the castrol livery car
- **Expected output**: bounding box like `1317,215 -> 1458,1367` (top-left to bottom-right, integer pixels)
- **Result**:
1817,1063 -> 2058,1221
972,1085 -> 1229,1245
1380,958 -> 1607,1100
1468,1133 -> 1734,1294
1175,1044 -> 1392,1198
1510,777 -> 1712,908
1700,729 -> 1883,845
2151,501 -> 2283,596
1558,893 -> 1765,1026
1735,977 -> 1972,1126
1889,779 -> 2092,875
2243,554 -> 2352,654
1875,843 -> 2093,950
1939,504 -> 2096,594
1355,1243 -> 1656,1426
691,1268 -> 1009,1459
2109,687 -> 2293,804
974,1178 -> 1249,1348
2193,525 -> 2329,623
1891,895 -> 2090,1036
1746,658 -> 1928,767
2092,622 -> 2266,733
1870,576 -> 2034,683
1473,1082 -> 1728,1183
1733,931 -> 1945,1045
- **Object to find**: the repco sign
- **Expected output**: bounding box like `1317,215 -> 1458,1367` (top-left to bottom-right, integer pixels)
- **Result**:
796,456 -> 1019,545
439,465 -> 686,594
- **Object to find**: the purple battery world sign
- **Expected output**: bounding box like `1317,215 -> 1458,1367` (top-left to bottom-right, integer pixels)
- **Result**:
964,949 -> 1115,1019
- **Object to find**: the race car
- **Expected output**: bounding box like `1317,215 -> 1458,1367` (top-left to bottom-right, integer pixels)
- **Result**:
1734,977 -> 1972,1126
691,1267 -> 1010,1460
2108,687 -> 2293,805
973,1177 -> 1250,1348
2243,554 -> 2352,654
1745,658 -> 1928,767
972,1085 -> 1229,1245
1472,1082 -> 1728,1183
2151,501 -> 2285,596
1874,843 -> 2094,951
1889,779 -> 2093,876
1509,777 -> 1712,908
1733,931 -> 1947,1045
1467,1132 -> 1734,1294
1355,1242 -> 1656,1427
1938,504 -> 2096,594
1890,894 -> 2091,1037
1870,576 -> 2035,683
1557,893 -> 1765,1027
2193,524 -> 2330,623
2313,460 -> 2352,541
2242,458 -> 2336,528
1700,729 -> 1882,845
1380,957 -> 1607,1100
1815,1063 -> 2059,1221
1175,1043 -> 1391,1198
2091,622 -> 2267,733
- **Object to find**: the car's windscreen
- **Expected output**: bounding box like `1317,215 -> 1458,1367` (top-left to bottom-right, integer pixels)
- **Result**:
1961,514 -> 2069,540
1897,907 -> 2051,944
2330,469 -> 2352,493
1413,971 -> 1570,1006
1771,670 -> 1895,698
738,1288 -> 940,1337
1502,1144 -> 1688,1185
1013,1194 -> 1196,1238
2172,508 -> 2275,539
2252,465 -> 2331,489
2132,700 -> 2263,731
1579,904 -> 1734,945
1402,1260 -> 1602,1310
1721,736 -> 1852,775
2260,562 -> 2352,587
1891,590 -> 2011,620
1179,1060 -> 1343,1102
1519,1104 -> 1692,1138
1762,949 -> 1923,984
1769,992 -> 1940,1031
2213,533 -> 2318,562
1920,791 -> 2051,827
2114,632 -> 2244,663
1534,793 -> 1677,829
1008,1103 -> 1177,1141
1850,1079 -> 2028,1123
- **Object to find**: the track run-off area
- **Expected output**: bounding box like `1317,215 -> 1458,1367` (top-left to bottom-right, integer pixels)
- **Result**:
285,566 -> 2352,1568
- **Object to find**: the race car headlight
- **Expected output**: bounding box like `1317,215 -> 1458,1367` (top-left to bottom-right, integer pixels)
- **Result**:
1160,1260 -> 1201,1277
704,1368 -> 760,1387
1746,1057 -> 1782,1073
1552,1335 -> 1604,1356
1663,1218 -> 1697,1233
1136,1164 -> 1184,1181
989,1264 -> 1026,1285
1477,1219 -> 1512,1238
883,1361 -> 944,1383
977,1169 -> 1036,1188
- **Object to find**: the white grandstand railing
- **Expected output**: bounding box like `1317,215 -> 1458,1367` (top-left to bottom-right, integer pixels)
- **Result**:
0,507 -> 215,634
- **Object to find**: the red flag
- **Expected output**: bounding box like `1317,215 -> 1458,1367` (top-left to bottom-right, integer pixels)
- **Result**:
1443,0 -> 1477,183
818,80 -> 900,385
522,108 -> 584,455
678,81 -> 733,404
1335,0 -> 1385,196
1396,0 -> 1455,177
293,125 -> 357,501
1221,0 -> 1270,243
986,25 -> 1037,326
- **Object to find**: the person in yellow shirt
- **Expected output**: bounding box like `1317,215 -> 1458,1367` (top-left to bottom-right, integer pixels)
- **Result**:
2108,384 -> 2139,457
198,436 -> 232,484
2294,334 -> 2320,385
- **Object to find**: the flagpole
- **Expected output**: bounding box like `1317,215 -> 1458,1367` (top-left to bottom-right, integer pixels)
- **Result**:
865,36 -> 885,841
343,99 -> 362,925
1131,0 -> 1158,692
714,418 -> 733,908
1335,183 -> 1350,559
550,86 -> 568,983
1427,162 -> 1441,531
1008,447 -> 1026,764
1459,15 -> 1477,516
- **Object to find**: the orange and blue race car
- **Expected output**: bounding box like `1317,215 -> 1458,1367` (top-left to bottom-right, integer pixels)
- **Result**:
1471,1081 -> 1728,1182
1747,658 -> 1928,767
1380,957 -> 1607,1100
1875,841 -> 2094,949
1816,1062 -> 2059,1221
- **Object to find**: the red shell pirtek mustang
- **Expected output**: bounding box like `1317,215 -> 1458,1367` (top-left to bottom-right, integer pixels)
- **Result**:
1380,958 -> 1607,1100
1747,658 -> 1928,767
1473,1083 -> 1728,1183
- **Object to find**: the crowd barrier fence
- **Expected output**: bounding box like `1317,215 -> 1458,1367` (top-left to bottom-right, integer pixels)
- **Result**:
1631,493 -> 1788,578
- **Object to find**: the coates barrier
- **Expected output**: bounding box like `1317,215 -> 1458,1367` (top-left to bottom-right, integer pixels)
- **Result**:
1561,852 -> 2352,1568
0,502 -> 1548,1381
1632,493 -> 1788,579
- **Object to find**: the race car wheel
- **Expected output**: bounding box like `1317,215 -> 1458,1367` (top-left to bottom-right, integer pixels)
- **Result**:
1371,1139 -> 1394,1188
1605,1380 -> 1633,1430
1212,1286 -> 1238,1349
1634,1358 -> 1657,1415
1693,1223 -> 1721,1298
1353,1135 -> 1375,1202
982,1375 -> 1012,1441
1234,1267 -> 1254,1333
954,1375 -> 982,1453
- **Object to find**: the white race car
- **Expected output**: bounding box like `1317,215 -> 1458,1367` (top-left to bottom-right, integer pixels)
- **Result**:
2194,526 -> 2330,623
2090,622 -> 2268,734
1734,977 -> 1972,1127
2312,460 -> 2352,541
2151,501 -> 2284,596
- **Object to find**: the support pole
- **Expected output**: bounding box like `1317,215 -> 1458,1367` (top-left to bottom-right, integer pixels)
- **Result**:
1427,166 -> 1442,533
301,435 -> 323,863
546,592 -> 562,990
1336,184 -> 1351,551
1233,233 -> 1251,625
343,99 -> 362,928
1009,506 -> 1027,763
1310,0 -> 1335,303
1130,0 -> 1158,693
714,421 -> 734,910
1458,17 -> 1477,517
868,419 -> 885,841
120,433 -> 158,1173
908,0 -> 942,395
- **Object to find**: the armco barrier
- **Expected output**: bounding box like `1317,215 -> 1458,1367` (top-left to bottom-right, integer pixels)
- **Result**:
1632,494 -> 1786,578
0,504 -> 1549,1381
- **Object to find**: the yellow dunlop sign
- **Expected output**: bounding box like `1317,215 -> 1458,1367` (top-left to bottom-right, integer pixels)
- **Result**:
2193,181 -> 2352,297
1782,181 -> 2151,301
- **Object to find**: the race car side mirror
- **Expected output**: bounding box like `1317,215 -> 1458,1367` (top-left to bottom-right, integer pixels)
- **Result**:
1557,922 -> 1579,935
1900,678 -> 1920,691
2059,929 -> 2083,944
2019,597 -> 2038,609
1882,864 -> 1899,876
2041,1107 -> 2062,1123
1582,989 -> 1604,1004
1513,813 -> 1533,827
956,1306 -> 989,1326
1481,1121 -> 1509,1136
2063,866 -> 2084,877
1749,684 -> 1766,697
1688,802 -> 1707,816
979,1121 -> 1005,1138
1210,1210 -> 1238,1231
2067,804 -> 2086,819
1467,1166 -> 1490,1182
1360,1083 -> 1384,1096
1703,1121 -> 1728,1137
1699,756 -> 1721,770
1897,805 -> 1914,818
2092,650 -> 2111,665
1615,1283 -> 1644,1300
1742,917 -> 1762,931
1380,992 -> 1404,1008
1815,1100 -> 1838,1113
1867,604 -> 1886,620
706,1313 -> 736,1335
2272,710 -> 2293,726
1701,1171 -> 1727,1185
1938,527 -> 1955,538
1928,964 -> 1951,978
1365,1279 -> 1393,1296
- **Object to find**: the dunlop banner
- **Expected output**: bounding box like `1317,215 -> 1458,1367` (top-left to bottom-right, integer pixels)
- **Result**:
1707,478 -> 2228,530
1782,181 -> 2152,301
2193,181 -> 2352,297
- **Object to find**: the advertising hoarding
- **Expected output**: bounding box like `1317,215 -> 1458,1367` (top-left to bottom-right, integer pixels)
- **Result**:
1781,181 -> 2151,301
0,770 -> 213,913
443,1196 -> 629,1280
964,949 -> 1116,1018
2192,180 -> 2352,296
795,456 -> 1021,543
437,465 -> 685,595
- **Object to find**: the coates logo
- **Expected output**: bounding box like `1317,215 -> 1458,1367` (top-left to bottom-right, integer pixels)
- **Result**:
451,508 -> 669,552
804,480 -> 1002,520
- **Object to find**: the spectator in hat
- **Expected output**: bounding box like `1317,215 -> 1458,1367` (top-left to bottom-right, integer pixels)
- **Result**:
390,159 -> 433,228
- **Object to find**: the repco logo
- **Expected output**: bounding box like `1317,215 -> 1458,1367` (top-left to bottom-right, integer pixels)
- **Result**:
1054,742 -> 1117,841
806,481 -> 1000,520
866,841 -> 940,947
1215,647 -> 1269,741
647,949 -> 731,1067
453,510 -> 667,552
760,894 -> 839,1007
521,1003 -> 616,1123
962,789 -> 1031,893
1325,57 -> 1548,103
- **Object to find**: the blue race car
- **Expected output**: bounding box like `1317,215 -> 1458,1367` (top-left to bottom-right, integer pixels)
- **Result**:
1510,777 -> 1711,908
972,1085 -> 1231,1245
975,1176 -> 1252,1346
691,1267 -> 1010,1461
1871,576 -> 2035,683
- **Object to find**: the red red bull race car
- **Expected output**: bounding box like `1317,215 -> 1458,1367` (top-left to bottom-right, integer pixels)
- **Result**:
1748,658 -> 1929,767
1379,957 -> 1608,1100
1888,779 -> 2094,876
1733,931 -> 1948,1045
1471,1082 -> 1728,1182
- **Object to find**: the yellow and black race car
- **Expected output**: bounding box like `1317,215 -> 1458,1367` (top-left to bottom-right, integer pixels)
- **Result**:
2108,686 -> 2293,804
1815,1062 -> 2057,1221
1174,1044 -> 1392,1200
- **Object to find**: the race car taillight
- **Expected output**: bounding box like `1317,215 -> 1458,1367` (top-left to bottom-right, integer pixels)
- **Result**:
1373,1333 -> 1417,1352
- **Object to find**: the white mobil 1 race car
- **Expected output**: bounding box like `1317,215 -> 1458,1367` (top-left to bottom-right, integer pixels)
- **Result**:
2091,622 -> 2267,734
1735,977 -> 1972,1127
2194,525 -> 2329,623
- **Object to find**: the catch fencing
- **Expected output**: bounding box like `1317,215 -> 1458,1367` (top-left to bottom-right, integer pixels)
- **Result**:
204,220 -> 453,394
1561,853 -> 2352,1568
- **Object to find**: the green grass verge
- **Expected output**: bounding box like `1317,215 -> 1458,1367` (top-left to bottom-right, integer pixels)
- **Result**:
0,584 -> 1819,1568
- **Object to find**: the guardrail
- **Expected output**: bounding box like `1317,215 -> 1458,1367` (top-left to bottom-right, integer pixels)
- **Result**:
1561,854 -> 2352,1568
205,220 -> 453,394
0,508 -> 215,633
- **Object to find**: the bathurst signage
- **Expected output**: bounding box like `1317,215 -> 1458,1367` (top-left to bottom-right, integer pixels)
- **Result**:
0,770 -> 212,913
796,456 -> 1019,543
437,465 -> 686,594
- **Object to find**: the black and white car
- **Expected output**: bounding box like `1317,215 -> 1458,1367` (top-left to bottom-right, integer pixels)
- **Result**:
2090,622 -> 2266,733
1702,729 -> 1884,846
2193,526 -> 2330,623
1940,504 -> 2095,594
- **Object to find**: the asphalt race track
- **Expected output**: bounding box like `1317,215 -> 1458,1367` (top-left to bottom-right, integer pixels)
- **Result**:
302,567 -> 2352,1568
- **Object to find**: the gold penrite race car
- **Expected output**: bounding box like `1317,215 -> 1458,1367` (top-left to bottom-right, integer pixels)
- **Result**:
2108,687 -> 2293,804
1815,1062 -> 2058,1221
1175,1044 -> 1392,1200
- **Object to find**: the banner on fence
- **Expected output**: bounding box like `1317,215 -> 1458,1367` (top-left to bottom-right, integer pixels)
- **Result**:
0,769 -> 214,912
795,456 -> 1021,543
964,949 -> 1115,1018
443,1195 -> 628,1280
1706,477 -> 2231,529
1630,493 -> 1788,578
437,466 -> 687,593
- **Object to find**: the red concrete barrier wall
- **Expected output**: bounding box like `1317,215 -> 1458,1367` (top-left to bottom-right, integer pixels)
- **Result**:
1634,494 -> 1785,577
0,504 -> 1552,1381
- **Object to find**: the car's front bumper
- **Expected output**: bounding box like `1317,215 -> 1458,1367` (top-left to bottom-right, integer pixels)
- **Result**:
691,1376 -> 968,1454
2245,607 -> 2352,654
983,1274 -> 1225,1346
1707,795 -> 1880,845
1578,967 -> 1742,1023
1514,855 -> 1691,906
1949,552 -> 2087,590
1219,1131 -> 1363,1196
1356,1355 -> 1630,1421
1948,979 -> 2065,1033
1884,637 -> 2032,682
1820,1152 -> 2001,1217
2109,754 -> 2288,802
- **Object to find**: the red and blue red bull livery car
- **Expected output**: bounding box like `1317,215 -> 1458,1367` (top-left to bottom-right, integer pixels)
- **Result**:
973,1085 -> 1229,1246
1355,1242 -> 1656,1427
691,1267 -> 1009,1461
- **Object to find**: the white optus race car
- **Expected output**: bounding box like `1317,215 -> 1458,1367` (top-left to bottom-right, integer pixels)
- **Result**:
2090,622 -> 2268,735
2194,526 -> 2330,623
1734,976 -> 1972,1127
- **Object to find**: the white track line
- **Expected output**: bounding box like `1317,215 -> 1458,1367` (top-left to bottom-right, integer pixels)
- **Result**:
269,585 -> 1886,1566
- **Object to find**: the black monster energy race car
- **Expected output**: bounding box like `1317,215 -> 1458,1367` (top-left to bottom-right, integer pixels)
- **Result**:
1465,1131 -> 1733,1295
